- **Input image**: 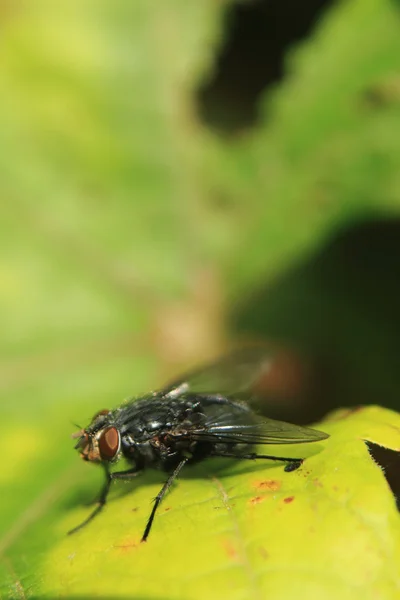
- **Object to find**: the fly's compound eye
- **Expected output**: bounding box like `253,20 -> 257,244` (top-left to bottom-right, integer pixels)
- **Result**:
98,427 -> 120,461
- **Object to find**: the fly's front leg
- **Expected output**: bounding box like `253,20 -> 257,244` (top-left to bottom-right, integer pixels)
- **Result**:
68,464 -> 112,535
68,467 -> 143,535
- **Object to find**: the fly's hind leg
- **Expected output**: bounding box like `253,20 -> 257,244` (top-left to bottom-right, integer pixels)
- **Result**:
211,450 -> 303,472
284,460 -> 303,472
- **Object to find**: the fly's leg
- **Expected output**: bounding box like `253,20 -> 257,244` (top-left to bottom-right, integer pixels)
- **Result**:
284,460 -> 303,472
141,458 -> 188,543
68,464 -> 111,535
68,467 -> 143,535
111,467 -> 142,480
211,451 -> 303,472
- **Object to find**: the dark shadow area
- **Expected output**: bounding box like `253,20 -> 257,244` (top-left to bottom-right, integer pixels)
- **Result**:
365,441 -> 400,510
231,215 -> 400,424
63,450 -> 315,540
64,452 -> 303,512
197,0 -> 336,133
61,458 -> 296,553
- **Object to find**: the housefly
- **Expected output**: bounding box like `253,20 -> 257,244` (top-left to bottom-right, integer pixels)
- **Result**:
70,347 -> 329,541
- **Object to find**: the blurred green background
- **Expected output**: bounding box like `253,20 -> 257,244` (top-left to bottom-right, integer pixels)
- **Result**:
1,0 -> 400,594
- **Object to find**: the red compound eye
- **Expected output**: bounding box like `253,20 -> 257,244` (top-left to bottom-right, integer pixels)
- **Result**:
98,427 -> 120,460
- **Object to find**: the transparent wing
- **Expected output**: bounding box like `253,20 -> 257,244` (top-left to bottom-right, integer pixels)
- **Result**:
163,346 -> 272,398
186,419 -> 329,445
169,404 -> 329,446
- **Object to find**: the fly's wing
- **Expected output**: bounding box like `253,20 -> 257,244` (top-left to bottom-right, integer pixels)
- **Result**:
169,405 -> 329,445
162,346 -> 272,399
160,347 -> 330,445
169,402 -> 329,445
187,418 -> 329,445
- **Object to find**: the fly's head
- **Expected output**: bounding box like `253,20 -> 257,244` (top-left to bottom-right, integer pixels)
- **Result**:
72,409 -> 121,464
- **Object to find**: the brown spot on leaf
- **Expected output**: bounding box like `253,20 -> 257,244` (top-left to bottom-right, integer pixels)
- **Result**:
259,546 -> 269,559
313,478 -> 323,488
254,479 -> 281,491
249,496 -> 265,505
222,540 -> 239,561
283,496 -> 295,504
113,537 -> 139,553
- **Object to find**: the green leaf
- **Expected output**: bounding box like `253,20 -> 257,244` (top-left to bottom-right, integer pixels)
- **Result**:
1,0 -> 400,597
1,406 -> 399,599
204,0 -> 400,292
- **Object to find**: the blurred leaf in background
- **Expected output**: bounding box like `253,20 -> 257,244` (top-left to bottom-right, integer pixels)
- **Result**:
0,0 -> 400,597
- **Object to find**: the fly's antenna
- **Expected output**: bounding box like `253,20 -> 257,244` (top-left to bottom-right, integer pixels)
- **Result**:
71,421 -> 84,438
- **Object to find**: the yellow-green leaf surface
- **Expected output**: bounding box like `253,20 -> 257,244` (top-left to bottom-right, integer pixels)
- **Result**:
1,1 -> 400,598
1,406 -> 399,599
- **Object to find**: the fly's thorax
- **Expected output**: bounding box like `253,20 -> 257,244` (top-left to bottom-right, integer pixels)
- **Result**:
73,409 -> 122,463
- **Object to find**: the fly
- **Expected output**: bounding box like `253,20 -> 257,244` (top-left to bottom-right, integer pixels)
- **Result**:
70,347 -> 329,541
